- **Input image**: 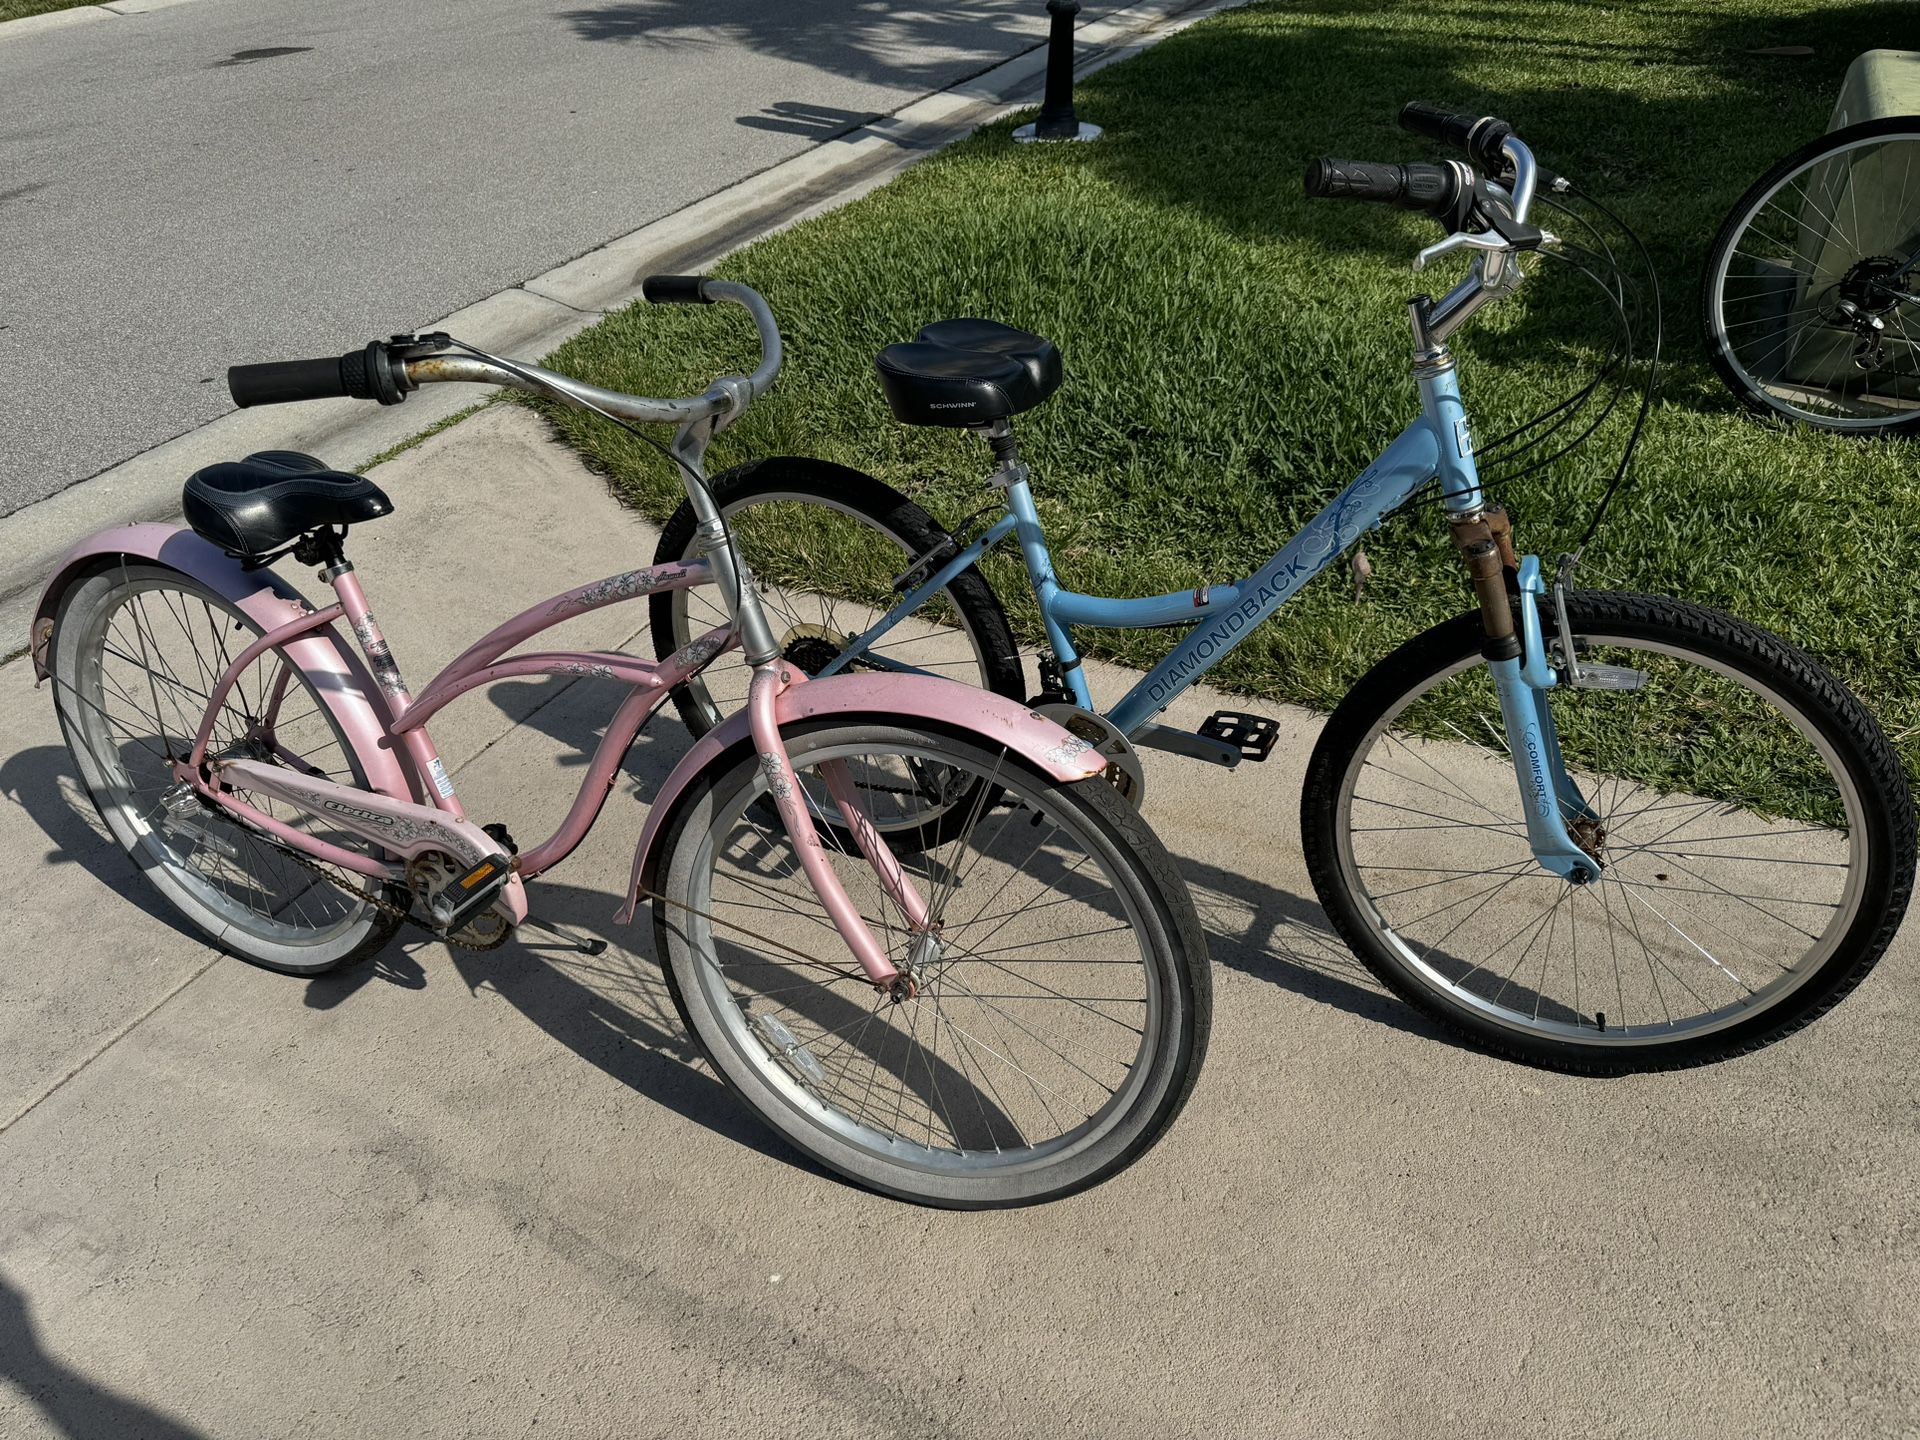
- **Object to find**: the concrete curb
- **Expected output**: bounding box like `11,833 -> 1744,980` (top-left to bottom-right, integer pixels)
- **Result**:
0,0 -> 208,44
0,0 -> 1234,650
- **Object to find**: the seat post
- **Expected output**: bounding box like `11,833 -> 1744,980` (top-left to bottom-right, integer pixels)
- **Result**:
979,418 -> 1028,489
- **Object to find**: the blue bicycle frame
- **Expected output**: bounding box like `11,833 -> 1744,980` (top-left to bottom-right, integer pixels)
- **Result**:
820,325 -> 1598,879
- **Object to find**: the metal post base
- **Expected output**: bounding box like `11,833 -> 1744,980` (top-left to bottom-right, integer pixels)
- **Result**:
1013,120 -> 1103,143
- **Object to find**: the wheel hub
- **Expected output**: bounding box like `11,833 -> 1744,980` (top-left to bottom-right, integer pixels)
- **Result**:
779,623 -> 863,677
1837,255 -> 1911,318
1568,815 -> 1607,862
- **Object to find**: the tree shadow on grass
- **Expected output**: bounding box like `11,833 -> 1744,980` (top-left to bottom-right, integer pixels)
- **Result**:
1052,0 -> 1911,373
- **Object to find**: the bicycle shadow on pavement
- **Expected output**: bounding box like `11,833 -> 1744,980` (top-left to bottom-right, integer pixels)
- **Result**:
483,672 -> 1484,1053
0,1273 -> 208,1440
452,879 -> 806,1169
1170,847 -> 1472,1053
0,743 -> 204,943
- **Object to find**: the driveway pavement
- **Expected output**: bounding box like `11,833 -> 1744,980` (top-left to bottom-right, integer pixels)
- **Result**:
0,0 -> 1107,515
1,404 -> 1914,1438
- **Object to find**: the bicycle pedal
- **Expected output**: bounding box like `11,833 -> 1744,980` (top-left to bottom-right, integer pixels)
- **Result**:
424,853 -> 513,935
1196,711 -> 1279,762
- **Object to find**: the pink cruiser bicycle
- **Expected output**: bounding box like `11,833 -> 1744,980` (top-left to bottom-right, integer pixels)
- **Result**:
27,278 -> 1210,1209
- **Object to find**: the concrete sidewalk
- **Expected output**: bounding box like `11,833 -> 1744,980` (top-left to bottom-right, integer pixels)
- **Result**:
1,404 -> 1916,1438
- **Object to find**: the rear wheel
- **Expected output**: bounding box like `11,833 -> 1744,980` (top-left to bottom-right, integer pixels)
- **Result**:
1302,590 -> 1914,1071
654,720 -> 1210,1208
650,457 -> 1024,733
48,562 -> 402,974
1702,118 -> 1920,433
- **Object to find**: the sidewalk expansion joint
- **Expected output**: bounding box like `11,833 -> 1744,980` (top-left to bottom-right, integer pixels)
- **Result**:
0,951 -> 222,1138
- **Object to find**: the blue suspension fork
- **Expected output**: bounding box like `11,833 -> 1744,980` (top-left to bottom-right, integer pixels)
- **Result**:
1424,362 -> 1601,881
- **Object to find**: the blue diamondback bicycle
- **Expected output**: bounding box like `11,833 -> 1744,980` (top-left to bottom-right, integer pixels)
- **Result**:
650,105 -> 1916,1074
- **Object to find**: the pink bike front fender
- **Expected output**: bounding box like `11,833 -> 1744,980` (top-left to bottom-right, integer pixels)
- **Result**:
614,671 -> 1108,923
28,523 -> 415,803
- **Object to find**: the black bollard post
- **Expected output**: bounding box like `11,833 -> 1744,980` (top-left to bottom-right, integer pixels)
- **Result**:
1013,0 -> 1102,143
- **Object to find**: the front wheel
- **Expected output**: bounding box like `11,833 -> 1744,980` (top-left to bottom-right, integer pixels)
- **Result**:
653,719 -> 1211,1208
1302,590 -> 1914,1072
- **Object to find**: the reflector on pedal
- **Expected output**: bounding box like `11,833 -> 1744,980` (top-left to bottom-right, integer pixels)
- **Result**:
444,853 -> 512,932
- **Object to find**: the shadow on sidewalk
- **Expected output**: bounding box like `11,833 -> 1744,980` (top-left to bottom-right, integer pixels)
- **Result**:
482,671 -> 1467,1046
1172,848 -> 1470,1052
0,1274 -> 207,1440
449,881 -> 807,1169
0,745 -> 205,944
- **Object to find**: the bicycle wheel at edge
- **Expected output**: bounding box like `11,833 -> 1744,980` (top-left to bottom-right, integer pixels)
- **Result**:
1301,590 -> 1914,1072
48,562 -> 404,974
653,719 -> 1211,1208
1701,117 -> 1920,433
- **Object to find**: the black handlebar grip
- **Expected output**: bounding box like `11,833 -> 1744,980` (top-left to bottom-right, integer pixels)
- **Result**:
641,274 -> 713,305
1303,158 -> 1463,218
227,356 -> 353,408
1398,101 -> 1514,173
228,342 -> 410,408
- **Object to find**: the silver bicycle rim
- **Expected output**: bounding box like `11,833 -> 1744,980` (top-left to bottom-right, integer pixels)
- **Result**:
60,570 -> 380,952
1708,132 -> 1920,428
675,737 -> 1163,1176
669,491 -> 999,727
1333,632 -> 1868,1047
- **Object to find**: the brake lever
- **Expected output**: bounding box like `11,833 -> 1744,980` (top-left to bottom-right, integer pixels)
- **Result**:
1411,231 -> 1510,273
1412,225 -> 1559,276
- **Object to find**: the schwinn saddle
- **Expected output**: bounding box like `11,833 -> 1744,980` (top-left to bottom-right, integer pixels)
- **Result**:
874,318 -> 1064,428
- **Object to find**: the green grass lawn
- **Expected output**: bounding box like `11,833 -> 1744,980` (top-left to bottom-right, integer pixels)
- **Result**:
534,0 -> 1920,787
1,0 -> 96,22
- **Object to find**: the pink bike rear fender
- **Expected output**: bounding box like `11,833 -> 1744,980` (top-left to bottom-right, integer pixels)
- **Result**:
615,671 -> 1108,922
29,523 -> 416,802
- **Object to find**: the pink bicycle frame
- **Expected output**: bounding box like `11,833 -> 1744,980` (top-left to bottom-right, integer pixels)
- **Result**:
170,554 -> 928,985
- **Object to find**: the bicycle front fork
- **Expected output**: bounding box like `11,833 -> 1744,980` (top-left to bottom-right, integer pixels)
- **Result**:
746,665 -> 932,994
1450,507 -> 1606,882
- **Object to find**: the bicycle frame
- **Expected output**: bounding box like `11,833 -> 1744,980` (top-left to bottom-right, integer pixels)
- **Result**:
152,553 -> 959,982
177,559 -> 723,874
821,357 -> 1599,878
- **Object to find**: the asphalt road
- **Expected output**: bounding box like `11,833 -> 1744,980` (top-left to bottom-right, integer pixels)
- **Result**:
0,0 -> 1072,517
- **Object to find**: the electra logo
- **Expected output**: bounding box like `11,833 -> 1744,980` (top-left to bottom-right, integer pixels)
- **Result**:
323,799 -> 396,827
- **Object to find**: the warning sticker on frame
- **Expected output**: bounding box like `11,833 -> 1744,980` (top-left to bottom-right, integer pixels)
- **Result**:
428,758 -> 455,799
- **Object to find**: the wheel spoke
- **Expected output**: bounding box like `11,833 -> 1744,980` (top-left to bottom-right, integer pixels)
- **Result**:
1330,605 -> 1870,1054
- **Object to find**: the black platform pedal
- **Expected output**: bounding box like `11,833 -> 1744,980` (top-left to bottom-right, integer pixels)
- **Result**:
1197,711 -> 1279,762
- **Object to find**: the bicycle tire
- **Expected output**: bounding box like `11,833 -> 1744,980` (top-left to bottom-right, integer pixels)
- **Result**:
652,718 -> 1210,1208
1301,589 -> 1914,1072
48,562 -> 404,974
1701,116 -> 1920,434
